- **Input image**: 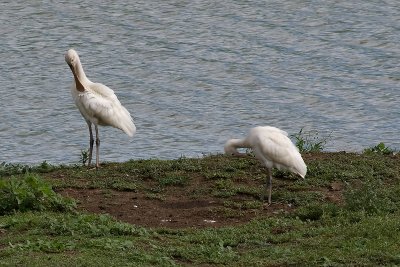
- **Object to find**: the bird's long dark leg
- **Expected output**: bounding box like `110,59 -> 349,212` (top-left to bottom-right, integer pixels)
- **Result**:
262,168 -> 273,205
267,170 -> 272,205
87,122 -> 94,167
95,125 -> 100,168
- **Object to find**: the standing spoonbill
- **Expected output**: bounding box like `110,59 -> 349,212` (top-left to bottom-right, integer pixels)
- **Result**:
224,126 -> 307,204
65,49 -> 136,168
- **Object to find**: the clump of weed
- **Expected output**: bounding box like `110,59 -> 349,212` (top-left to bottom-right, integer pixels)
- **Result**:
0,161 -> 56,176
145,193 -> 165,201
0,174 -> 76,215
295,204 -> 324,221
290,128 -> 330,152
0,162 -> 31,176
363,143 -> 394,155
34,161 -> 55,173
294,203 -> 341,221
109,179 -> 137,191
80,149 -> 89,165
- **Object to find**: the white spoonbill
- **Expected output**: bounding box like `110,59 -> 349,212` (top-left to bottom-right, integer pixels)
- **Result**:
224,126 -> 307,204
65,49 -> 136,168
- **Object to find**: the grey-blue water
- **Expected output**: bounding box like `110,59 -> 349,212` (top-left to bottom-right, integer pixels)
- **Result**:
1,1 -> 399,164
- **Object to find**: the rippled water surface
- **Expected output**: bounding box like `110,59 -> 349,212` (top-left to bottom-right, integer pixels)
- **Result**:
1,1 -> 399,164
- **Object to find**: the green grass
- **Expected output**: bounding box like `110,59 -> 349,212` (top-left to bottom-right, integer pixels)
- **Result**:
1,152 -> 400,266
363,142 -> 395,155
2,211 -> 400,266
0,174 -> 76,215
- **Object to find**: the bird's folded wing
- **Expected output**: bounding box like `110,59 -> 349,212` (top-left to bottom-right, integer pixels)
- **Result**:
259,134 -> 300,164
91,82 -> 116,97
80,92 -> 116,123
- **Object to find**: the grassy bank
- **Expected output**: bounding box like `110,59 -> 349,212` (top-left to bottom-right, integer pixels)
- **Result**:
1,152 -> 400,266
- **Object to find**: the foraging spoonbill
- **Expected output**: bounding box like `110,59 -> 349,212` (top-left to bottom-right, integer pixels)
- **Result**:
65,49 -> 136,168
224,126 -> 307,204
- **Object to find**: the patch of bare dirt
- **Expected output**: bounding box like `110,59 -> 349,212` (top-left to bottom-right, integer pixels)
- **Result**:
60,188 -> 265,228
58,180 -> 344,229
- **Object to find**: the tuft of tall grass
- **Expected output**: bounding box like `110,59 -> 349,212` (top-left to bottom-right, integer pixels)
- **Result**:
0,161 -> 57,176
363,142 -> 395,155
290,128 -> 330,152
0,174 -> 76,215
80,149 -> 89,166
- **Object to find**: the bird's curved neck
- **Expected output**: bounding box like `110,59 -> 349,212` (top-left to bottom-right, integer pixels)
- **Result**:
74,59 -> 89,81
73,60 -> 89,92
226,138 -> 251,156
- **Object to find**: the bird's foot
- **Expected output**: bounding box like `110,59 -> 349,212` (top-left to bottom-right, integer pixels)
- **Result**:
262,202 -> 272,209
86,164 -> 99,170
259,195 -> 272,209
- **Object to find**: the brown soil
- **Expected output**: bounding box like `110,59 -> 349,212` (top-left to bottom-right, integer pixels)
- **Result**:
58,177 -> 344,229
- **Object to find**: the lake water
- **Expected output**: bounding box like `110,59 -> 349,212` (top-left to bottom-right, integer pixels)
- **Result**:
0,1 -> 399,164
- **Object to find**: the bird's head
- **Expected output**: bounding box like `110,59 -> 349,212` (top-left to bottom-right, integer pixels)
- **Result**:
65,49 -> 85,92
224,139 -> 242,156
65,49 -> 80,72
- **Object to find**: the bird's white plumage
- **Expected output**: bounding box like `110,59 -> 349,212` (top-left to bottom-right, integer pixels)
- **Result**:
65,48 -> 135,167
71,82 -> 135,136
248,126 -> 306,177
224,126 -> 307,204
67,49 -> 135,137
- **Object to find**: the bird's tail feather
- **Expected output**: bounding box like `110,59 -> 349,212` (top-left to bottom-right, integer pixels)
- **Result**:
116,106 -> 136,137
